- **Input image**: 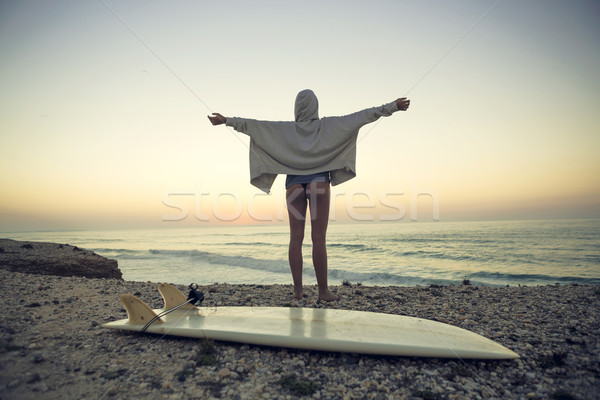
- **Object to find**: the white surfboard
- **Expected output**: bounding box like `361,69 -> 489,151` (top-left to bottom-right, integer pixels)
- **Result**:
102,284 -> 519,360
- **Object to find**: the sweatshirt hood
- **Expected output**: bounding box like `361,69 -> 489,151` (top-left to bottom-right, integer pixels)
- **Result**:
294,89 -> 319,122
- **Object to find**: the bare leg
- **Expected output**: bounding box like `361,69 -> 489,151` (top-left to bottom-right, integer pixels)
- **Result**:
286,184 -> 307,299
307,182 -> 339,301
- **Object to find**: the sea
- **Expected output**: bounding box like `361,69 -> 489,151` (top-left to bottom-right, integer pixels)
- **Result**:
4,219 -> 600,287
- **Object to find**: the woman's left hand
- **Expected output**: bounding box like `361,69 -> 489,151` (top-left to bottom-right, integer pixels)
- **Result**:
396,98 -> 410,111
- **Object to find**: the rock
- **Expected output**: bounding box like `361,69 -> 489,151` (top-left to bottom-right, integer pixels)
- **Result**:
7,379 -> 20,389
0,239 -> 122,279
0,271 -> 598,400
26,373 -> 41,384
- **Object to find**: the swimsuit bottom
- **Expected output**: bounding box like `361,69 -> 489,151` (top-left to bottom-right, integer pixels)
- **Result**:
285,171 -> 331,190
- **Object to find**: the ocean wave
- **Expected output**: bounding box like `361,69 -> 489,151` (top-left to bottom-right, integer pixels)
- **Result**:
146,249 -> 290,274
234,231 -> 288,237
385,237 -> 497,244
102,247 -> 600,287
73,238 -> 125,243
91,248 -> 150,260
104,247 -> 600,286
328,243 -> 379,252
390,248 -> 567,267
394,250 -> 490,263
92,248 -> 137,253
328,268 -> 600,287
12,220 -> 599,287
327,269 -> 457,286
223,242 -> 282,247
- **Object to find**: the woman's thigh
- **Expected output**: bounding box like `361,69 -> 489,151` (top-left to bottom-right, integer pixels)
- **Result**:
306,182 -> 330,240
286,184 -> 308,239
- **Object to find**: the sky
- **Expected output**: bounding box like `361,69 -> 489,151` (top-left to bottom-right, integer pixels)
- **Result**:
1,0 -> 599,231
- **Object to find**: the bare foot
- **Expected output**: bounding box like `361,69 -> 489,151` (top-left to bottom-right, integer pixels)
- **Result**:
318,290 -> 340,302
293,289 -> 303,300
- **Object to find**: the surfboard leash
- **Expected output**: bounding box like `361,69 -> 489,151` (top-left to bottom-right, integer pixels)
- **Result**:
140,283 -> 205,333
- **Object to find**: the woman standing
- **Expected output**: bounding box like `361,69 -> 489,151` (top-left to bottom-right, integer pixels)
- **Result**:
209,90 -> 410,300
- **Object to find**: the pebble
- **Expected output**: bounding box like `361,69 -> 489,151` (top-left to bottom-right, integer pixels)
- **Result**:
0,269 -> 598,400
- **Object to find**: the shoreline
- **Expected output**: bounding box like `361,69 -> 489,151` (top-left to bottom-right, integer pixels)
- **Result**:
5,220 -> 600,288
1,270 -> 598,399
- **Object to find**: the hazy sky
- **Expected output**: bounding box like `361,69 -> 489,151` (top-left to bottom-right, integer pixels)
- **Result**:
1,0 -> 599,230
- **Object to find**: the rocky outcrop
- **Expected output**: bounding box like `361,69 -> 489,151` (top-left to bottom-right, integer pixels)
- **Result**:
0,239 -> 122,279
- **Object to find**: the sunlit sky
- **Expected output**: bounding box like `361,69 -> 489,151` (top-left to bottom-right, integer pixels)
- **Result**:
1,0 -> 599,231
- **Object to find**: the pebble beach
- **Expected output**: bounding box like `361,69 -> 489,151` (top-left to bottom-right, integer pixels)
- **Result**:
1,251 -> 599,399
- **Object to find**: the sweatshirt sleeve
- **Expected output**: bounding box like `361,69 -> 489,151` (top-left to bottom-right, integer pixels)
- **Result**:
225,117 -> 295,147
325,101 -> 400,133
349,100 -> 400,124
225,117 -> 252,135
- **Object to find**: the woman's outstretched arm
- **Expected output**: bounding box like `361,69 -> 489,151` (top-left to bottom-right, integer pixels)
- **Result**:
208,113 -> 227,125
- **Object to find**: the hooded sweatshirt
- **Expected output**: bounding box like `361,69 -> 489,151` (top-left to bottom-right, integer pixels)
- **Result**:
226,90 -> 400,193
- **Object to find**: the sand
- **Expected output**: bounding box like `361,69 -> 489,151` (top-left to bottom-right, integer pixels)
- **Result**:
0,260 -> 598,399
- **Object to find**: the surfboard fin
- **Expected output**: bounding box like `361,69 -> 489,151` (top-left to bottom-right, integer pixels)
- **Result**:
120,294 -> 164,325
158,283 -> 199,310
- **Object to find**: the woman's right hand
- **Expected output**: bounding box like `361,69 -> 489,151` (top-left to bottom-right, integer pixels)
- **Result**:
208,113 -> 227,125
